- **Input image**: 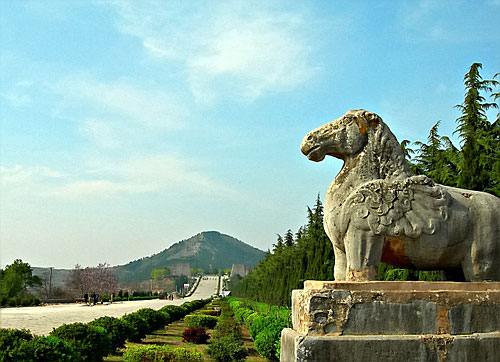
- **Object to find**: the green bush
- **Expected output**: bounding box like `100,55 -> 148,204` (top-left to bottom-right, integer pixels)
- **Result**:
122,344 -> 203,362
89,316 -> 131,351
253,318 -> 287,362
160,305 -> 186,321
21,335 -> 75,362
207,335 -> 247,362
212,317 -> 242,340
249,314 -> 277,340
0,328 -> 33,361
50,322 -> 111,361
184,314 -> 218,329
234,308 -> 253,324
134,308 -> 170,332
121,313 -> 149,342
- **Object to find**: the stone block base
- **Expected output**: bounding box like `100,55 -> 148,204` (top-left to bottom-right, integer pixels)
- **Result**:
281,328 -> 500,362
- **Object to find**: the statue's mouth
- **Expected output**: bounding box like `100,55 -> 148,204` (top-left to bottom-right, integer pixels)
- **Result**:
305,146 -> 325,162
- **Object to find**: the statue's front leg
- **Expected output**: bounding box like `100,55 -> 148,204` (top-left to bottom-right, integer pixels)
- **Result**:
344,228 -> 382,281
333,244 -> 347,280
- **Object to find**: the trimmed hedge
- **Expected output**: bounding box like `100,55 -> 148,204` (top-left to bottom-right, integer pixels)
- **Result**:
0,330 -> 75,362
122,345 -> 203,362
134,308 -> 170,332
226,298 -> 290,361
1,297 -> 212,361
207,335 -> 247,362
121,313 -> 150,343
184,314 -> 218,329
0,328 -> 34,361
88,316 -> 131,352
50,322 -> 111,362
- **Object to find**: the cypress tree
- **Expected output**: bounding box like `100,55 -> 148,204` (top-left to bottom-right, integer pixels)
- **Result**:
455,63 -> 498,191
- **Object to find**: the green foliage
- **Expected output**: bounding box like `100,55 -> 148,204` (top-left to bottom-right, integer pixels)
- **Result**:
134,308 -> 169,332
0,259 -> 42,302
455,63 -> 499,192
50,322 -> 111,362
88,316 -> 131,352
0,328 -> 34,361
225,298 -> 288,361
184,314 -> 218,329
206,335 -> 248,362
20,336 -> 75,362
0,330 -> 75,362
160,305 -> 187,321
121,313 -> 150,342
206,301 -> 247,362
122,345 -> 203,362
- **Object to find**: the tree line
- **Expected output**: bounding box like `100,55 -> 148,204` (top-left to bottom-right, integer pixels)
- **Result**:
232,63 -> 499,307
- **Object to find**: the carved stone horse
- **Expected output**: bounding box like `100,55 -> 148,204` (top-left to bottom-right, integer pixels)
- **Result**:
301,109 -> 500,282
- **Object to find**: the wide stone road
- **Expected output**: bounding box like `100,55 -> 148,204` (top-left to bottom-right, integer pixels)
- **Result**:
0,275 -> 220,335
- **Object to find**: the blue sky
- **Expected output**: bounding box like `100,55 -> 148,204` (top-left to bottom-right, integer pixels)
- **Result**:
1,0 -> 499,268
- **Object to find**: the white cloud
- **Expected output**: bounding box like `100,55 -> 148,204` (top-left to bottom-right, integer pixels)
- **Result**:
2,154 -> 238,201
104,1 -> 318,102
57,75 -> 188,128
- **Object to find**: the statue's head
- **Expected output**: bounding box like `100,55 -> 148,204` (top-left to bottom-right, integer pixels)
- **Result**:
301,110 -> 381,162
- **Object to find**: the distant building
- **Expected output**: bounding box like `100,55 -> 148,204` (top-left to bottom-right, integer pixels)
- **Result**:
169,263 -> 191,276
230,264 -> 251,278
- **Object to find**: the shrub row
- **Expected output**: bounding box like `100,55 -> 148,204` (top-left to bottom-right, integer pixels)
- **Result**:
227,298 -> 290,361
122,345 -> 203,362
184,314 -> 218,329
0,298 -> 211,362
206,300 -> 247,362
0,296 -> 41,307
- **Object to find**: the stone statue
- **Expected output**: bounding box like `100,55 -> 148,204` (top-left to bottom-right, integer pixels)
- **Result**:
301,109 -> 500,282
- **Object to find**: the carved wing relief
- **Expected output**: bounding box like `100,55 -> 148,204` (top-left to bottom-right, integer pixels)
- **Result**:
344,175 -> 450,238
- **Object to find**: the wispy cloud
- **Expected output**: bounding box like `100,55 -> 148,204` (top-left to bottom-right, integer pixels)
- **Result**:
56,75 -> 188,128
2,154 -> 238,201
104,1 -> 318,102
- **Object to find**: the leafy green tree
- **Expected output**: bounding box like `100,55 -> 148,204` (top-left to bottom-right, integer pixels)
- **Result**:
150,268 -> 169,280
0,259 -> 42,298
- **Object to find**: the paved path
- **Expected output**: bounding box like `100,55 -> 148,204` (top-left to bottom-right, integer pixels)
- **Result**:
0,275 -> 219,335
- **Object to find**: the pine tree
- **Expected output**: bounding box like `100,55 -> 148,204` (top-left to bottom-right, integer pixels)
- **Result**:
284,229 -> 294,247
455,63 -> 498,191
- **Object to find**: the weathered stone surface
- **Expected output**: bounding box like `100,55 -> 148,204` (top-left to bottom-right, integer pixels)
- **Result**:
301,109 -> 500,281
449,302 -> 500,334
292,281 -> 500,336
281,328 -> 500,362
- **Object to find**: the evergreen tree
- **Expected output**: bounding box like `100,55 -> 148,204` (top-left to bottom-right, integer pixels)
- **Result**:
284,229 -> 294,247
455,63 -> 498,191
414,121 -> 459,186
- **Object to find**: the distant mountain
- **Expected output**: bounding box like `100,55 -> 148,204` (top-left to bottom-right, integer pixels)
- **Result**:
112,231 -> 266,282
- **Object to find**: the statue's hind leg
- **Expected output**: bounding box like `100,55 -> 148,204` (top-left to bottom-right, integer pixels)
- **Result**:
344,228 -> 383,281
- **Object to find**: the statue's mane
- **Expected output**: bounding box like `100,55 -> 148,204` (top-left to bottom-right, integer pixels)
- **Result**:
362,118 -> 411,181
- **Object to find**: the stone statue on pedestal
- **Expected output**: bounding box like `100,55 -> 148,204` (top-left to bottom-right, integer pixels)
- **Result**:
301,110 -> 500,282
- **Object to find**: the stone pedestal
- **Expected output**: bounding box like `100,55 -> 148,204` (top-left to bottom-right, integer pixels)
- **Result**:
281,281 -> 500,362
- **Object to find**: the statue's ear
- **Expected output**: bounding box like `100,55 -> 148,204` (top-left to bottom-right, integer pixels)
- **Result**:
363,111 -> 380,128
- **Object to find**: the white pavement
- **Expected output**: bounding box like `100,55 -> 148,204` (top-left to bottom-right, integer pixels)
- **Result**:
0,275 -> 219,336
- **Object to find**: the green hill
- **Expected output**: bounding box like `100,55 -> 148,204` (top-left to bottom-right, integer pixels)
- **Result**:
112,231 -> 266,282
